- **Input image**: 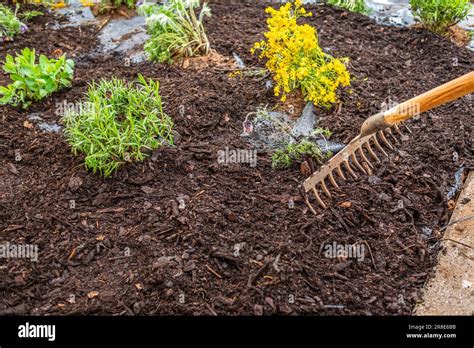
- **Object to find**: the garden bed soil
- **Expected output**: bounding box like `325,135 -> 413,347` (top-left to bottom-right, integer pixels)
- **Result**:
0,1 -> 473,315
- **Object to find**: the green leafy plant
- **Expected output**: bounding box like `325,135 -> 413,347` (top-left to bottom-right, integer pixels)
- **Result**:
327,0 -> 371,15
410,0 -> 470,34
272,138 -> 332,169
138,0 -> 211,63
86,0 -> 136,14
15,1 -> 70,9
0,4 -> 26,40
62,75 -> 174,178
20,10 -> 44,21
0,47 -> 74,109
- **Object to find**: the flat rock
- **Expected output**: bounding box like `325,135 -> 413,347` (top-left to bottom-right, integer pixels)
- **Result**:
292,102 -> 316,137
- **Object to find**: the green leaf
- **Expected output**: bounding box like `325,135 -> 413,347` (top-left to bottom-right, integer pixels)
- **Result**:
0,48 -> 74,107
39,55 -> 49,70
0,86 -> 10,94
12,80 -> 25,89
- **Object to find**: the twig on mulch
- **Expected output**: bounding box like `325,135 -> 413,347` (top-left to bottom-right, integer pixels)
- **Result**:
153,227 -> 174,237
440,214 -> 474,231
205,303 -> 218,316
96,15 -> 112,33
205,263 -> 222,279
441,238 -> 473,250
108,255 -> 132,261
247,257 -> 271,287
1,225 -> 25,233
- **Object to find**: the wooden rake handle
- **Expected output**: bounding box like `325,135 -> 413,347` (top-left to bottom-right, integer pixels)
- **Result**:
360,71 -> 474,137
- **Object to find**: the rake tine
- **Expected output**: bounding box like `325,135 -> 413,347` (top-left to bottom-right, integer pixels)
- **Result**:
372,134 -> 389,157
302,190 -> 317,215
351,153 -> 367,174
336,165 -> 346,181
402,122 -> 412,133
362,162 -> 373,176
357,147 -> 374,169
378,130 -> 394,150
394,123 -> 403,136
343,160 -> 358,179
328,171 -> 339,188
320,180 -> 332,198
385,128 -> 399,143
365,142 -> 380,163
312,187 -> 327,209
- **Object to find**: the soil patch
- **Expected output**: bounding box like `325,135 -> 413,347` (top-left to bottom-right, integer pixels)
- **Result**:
0,1 -> 473,315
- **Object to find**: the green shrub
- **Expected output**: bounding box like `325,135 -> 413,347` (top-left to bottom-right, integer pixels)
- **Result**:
0,47 -> 74,109
20,9 -> 44,21
94,0 -> 136,14
410,0 -> 470,34
138,0 -> 211,63
272,138 -> 331,169
62,75 -> 174,178
327,0 -> 371,15
0,4 -> 25,40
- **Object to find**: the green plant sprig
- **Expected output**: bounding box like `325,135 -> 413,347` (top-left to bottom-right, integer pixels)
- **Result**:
0,4 -> 24,40
62,75 -> 174,178
97,0 -> 136,14
410,0 -> 470,35
20,10 -> 44,21
138,0 -> 211,63
326,0 -> 371,15
272,138 -> 332,169
0,47 -> 74,109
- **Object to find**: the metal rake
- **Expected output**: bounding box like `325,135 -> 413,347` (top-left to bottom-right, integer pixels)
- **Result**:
302,71 -> 474,213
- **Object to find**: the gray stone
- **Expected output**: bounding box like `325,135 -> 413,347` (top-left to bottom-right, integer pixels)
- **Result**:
292,102 -> 316,137
27,113 -> 62,133
54,0 -> 96,28
316,139 -> 346,154
98,16 -> 149,56
421,227 -> 432,237
232,52 -> 245,69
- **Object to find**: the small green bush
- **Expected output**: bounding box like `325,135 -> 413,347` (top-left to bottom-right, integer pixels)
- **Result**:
0,4 -> 26,40
0,47 -> 74,109
327,0 -> 371,15
272,138 -> 331,169
95,0 -> 136,14
410,0 -> 470,34
63,75 -> 174,178
138,0 -> 211,63
20,10 -> 44,21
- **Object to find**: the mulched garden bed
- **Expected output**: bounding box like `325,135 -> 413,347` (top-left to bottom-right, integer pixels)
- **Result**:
0,0 -> 472,315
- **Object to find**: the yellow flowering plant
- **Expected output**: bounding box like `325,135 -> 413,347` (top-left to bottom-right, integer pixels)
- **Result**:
12,0 -> 68,9
251,0 -> 351,108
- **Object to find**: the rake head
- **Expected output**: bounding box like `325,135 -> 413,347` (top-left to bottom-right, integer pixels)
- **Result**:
300,70 -> 474,213
301,122 -> 412,213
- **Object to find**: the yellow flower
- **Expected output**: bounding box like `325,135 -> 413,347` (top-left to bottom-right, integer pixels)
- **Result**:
52,1 -> 67,9
251,0 -> 350,108
81,0 -> 94,7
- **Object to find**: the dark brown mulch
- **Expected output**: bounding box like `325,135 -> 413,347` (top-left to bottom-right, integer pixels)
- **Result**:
0,1 -> 472,316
